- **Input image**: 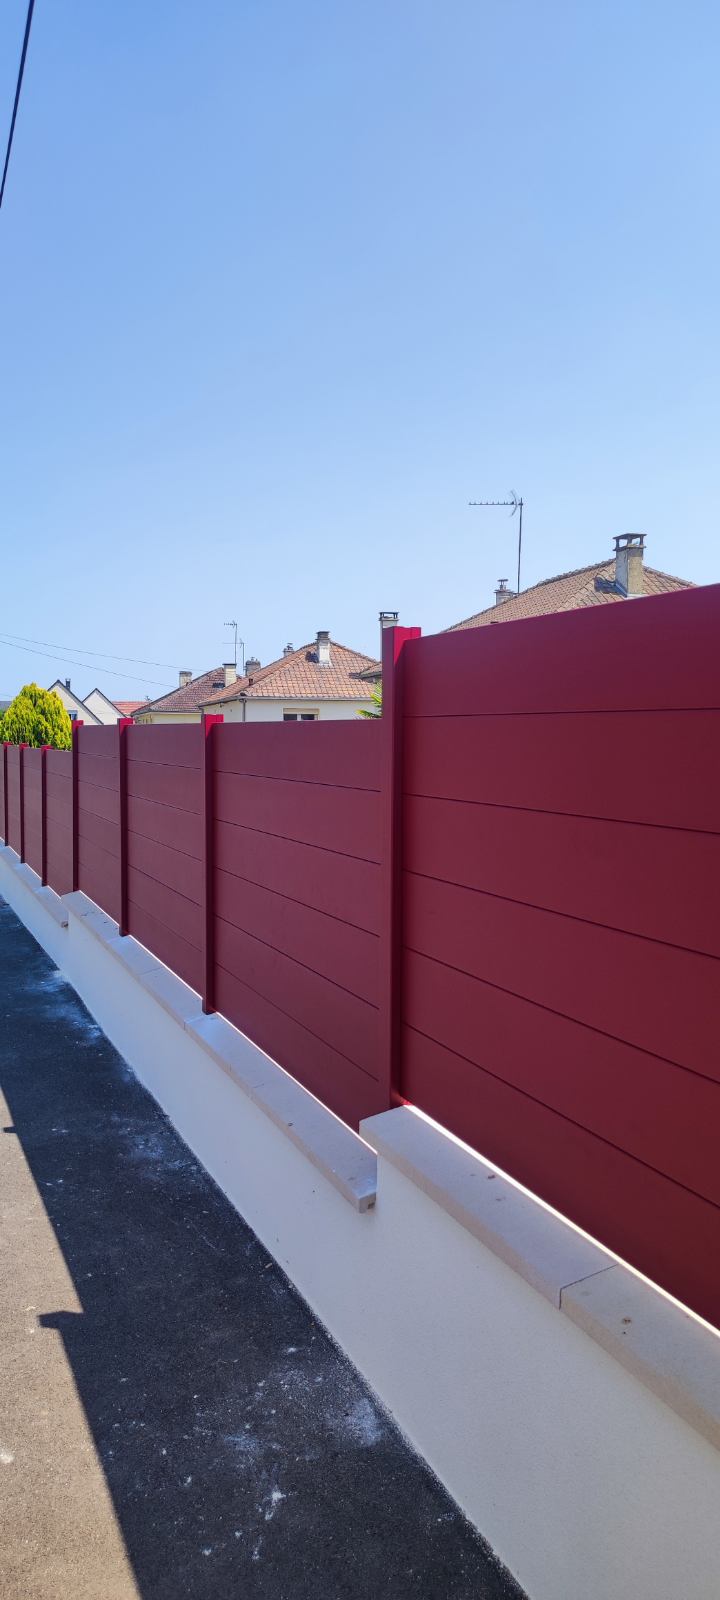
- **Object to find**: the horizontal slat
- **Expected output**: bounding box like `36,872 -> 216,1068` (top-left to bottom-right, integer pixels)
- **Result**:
127,900 -> 201,993
126,795 -> 200,858
214,918 -> 379,1079
215,773 -> 380,862
46,834 -> 72,896
404,873 -> 720,1084
78,782 -> 119,826
215,821 -> 380,935
401,1024 -> 720,1330
78,845 -> 120,921
44,793 -> 71,833
215,720 -> 381,790
215,965 -> 386,1130
403,950 -> 720,1206
214,870 -> 378,1005
405,584 -> 720,716
405,795 -> 720,959
127,724 -> 201,768
46,750 -> 72,779
127,830 -> 201,904
127,759 -> 201,814
404,710 -> 720,833
76,751 -> 119,792
77,806 -> 120,858
78,726 -> 118,758
127,868 -> 201,951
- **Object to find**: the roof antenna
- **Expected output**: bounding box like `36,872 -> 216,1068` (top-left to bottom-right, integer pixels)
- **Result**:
224,620 -> 244,671
468,492 -> 524,595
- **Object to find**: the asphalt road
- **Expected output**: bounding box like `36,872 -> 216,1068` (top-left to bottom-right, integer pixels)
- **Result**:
0,899 -> 522,1600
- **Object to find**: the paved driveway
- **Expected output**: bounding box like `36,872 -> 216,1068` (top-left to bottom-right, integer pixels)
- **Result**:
0,900 -> 522,1599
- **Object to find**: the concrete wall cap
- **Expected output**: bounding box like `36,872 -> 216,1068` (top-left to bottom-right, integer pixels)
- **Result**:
361,1106 -> 609,1307
561,1264 -> 720,1452
186,1012 -> 377,1212
63,895 -> 377,1214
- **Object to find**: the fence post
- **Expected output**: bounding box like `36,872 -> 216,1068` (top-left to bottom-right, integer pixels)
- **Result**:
117,717 -> 133,935
40,745 -> 50,886
200,713 -> 224,1014
2,741 -> 9,845
378,623 -> 421,1109
71,720 -> 83,893
18,743 -> 28,863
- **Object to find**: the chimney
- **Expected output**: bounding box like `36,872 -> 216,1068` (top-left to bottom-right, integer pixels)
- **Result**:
316,629 -> 331,666
223,662 -> 237,689
494,579 -> 514,606
283,642 -> 294,657
65,677 -> 71,690
614,533 -> 646,596
179,669 -> 192,688
245,656 -> 261,677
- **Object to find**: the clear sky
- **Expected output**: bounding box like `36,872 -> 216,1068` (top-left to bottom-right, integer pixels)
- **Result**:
1,0 -> 718,702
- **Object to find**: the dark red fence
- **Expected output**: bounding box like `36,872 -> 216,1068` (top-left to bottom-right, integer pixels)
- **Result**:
2,583 -> 720,1328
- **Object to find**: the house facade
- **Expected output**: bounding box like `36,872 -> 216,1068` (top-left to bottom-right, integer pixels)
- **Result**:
135,634 -> 377,724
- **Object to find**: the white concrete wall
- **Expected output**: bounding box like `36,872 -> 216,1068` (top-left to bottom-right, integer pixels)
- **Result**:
2,844 -> 719,1600
216,698 -> 372,722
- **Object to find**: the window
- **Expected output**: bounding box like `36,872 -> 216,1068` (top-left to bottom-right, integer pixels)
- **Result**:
283,710 -> 318,721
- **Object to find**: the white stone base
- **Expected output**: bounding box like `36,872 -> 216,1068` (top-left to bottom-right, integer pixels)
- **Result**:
2,843 -> 719,1600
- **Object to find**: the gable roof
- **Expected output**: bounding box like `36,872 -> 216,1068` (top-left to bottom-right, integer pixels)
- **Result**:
114,700 -> 146,716
202,640 -> 377,705
83,687 -> 124,715
134,667 -> 230,717
47,679 -> 102,725
447,560 -> 693,631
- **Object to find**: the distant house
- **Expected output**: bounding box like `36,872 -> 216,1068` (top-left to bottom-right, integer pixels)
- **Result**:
447,533 -> 693,631
133,635 -> 377,725
48,679 -> 103,726
132,666 -> 241,725
48,680 -> 146,726
200,633 -> 378,722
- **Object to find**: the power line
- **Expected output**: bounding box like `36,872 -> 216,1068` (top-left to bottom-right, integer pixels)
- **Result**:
0,0 -> 37,212
0,629 -> 179,669
0,636 -> 173,688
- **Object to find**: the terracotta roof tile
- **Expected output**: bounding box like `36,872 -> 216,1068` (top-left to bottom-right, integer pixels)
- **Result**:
114,700 -> 145,716
203,641 -> 377,705
447,561 -> 693,631
134,667 -> 228,716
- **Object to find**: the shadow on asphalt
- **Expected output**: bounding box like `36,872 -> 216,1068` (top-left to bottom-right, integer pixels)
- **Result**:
0,902 -> 522,1599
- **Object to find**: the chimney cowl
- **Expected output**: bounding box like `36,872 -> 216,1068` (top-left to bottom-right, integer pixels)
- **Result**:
283,642 -> 294,657
179,669 -> 192,688
223,662 -> 237,689
494,579 -> 514,606
614,532 -> 646,597
316,630 -> 331,666
245,656 -> 261,677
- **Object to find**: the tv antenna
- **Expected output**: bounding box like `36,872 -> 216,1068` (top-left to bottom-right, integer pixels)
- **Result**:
468,492 -> 524,596
224,620 -> 244,671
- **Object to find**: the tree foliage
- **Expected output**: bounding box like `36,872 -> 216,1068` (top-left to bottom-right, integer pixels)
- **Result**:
357,683 -> 382,719
0,684 -> 73,749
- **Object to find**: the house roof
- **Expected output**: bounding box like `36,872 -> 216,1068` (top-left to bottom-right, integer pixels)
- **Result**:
202,640 -> 377,706
447,560 -> 693,631
47,679 -> 102,724
114,700 -> 146,716
84,687 -> 126,714
134,667 -> 231,717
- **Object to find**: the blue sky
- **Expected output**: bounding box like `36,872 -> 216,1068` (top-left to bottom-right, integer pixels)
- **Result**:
1,0 -> 718,701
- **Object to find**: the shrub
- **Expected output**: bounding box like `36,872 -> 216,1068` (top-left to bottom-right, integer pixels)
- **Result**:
0,684 -> 73,749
